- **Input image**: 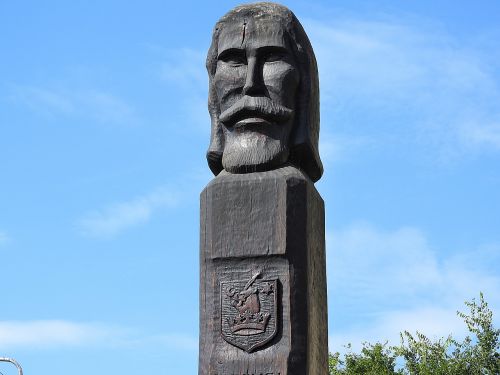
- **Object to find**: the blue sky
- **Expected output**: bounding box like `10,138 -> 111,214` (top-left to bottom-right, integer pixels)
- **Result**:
1,0 -> 500,373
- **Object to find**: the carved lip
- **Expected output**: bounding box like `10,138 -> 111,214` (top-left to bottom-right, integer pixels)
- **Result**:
234,117 -> 271,129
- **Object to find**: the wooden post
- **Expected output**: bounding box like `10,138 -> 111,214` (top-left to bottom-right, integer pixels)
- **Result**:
199,167 -> 327,374
199,3 -> 327,374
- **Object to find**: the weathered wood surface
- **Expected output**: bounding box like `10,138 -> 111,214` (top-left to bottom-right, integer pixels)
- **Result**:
199,166 -> 327,375
199,3 -> 327,373
205,2 -> 323,183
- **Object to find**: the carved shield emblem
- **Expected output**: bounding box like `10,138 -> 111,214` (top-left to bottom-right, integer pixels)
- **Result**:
220,273 -> 278,352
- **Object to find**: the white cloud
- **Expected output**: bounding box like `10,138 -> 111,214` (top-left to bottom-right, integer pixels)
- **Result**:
327,222 -> 500,352
80,90 -> 136,124
0,320 -> 111,349
160,48 -> 207,90
121,333 -> 198,351
320,133 -> 375,167
460,121 -> 500,149
9,85 -> 137,125
0,231 -> 9,245
78,188 -> 178,238
304,16 -> 500,161
159,48 -> 209,132
0,320 -> 197,352
307,17 -> 498,106
10,86 -> 75,114
329,306 -> 465,354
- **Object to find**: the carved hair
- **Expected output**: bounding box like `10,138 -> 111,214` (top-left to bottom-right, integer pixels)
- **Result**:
206,2 -> 323,182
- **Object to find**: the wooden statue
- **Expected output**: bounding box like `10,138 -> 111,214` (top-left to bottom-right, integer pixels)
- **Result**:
199,3 -> 328,374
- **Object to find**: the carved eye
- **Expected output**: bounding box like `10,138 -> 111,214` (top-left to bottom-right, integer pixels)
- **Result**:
218,49 -> 246,66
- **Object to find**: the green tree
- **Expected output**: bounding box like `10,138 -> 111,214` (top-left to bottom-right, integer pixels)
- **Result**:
329,342 -> 402,375
329,294 -> 500,375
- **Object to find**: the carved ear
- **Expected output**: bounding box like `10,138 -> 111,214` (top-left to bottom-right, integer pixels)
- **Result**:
206,26 -> 224,176
290,142 -> 322,182
289,77 -> 322,182
206,59 -> 224,176
207,114 -> 224,175
207,150 -> 223,175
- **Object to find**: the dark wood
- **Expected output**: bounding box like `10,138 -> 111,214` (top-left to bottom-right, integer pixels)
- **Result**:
199,3 -> 328,374
199,166 -> 328,374
206,2 -> 323,182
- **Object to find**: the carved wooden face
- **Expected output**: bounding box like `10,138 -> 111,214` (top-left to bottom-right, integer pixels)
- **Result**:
213,17 -> 300,173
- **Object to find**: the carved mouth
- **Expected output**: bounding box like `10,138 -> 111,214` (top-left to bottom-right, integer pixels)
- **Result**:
219,96 -> 293,127
234,117 -> 271,129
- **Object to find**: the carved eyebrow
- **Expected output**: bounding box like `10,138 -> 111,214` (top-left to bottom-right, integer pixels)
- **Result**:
217,48 -> 246,61
257,45 -> 289,55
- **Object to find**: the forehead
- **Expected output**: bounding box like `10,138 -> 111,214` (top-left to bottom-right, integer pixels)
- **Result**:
217,17 -> 289,53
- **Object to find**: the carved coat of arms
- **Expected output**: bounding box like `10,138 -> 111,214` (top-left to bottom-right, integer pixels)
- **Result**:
220,272 -> 278,352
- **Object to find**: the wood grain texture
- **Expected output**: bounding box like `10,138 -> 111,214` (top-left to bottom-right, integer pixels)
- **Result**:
206,3 -> 323,182
199,166 -> 327,374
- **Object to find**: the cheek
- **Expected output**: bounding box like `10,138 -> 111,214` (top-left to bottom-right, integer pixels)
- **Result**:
214,63 -> 246,108
263,63 -> 299,106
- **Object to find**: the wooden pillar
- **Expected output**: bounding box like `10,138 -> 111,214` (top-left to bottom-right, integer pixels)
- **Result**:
199,166 -> 328,375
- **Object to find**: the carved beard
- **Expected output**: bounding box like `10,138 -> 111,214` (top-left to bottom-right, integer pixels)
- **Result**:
221,127 -> 290,173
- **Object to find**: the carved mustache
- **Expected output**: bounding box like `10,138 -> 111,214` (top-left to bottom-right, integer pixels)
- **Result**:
219,96 -> 293,126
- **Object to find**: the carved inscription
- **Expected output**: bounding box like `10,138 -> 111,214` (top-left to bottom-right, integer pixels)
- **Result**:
221,272 -> 278,352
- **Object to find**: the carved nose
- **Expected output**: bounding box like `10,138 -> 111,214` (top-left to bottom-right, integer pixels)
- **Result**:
243,57 -> 264,96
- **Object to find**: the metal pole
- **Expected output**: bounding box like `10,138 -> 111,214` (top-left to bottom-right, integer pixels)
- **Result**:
0,358 -> 23,375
